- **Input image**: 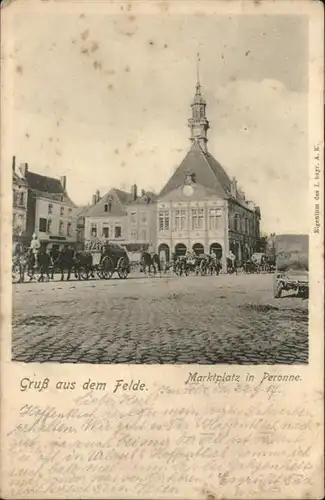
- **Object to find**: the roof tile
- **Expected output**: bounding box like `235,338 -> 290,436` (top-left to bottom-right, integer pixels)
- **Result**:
26,171 -> 77,207
84,188 -> 132,217
158,141 -> 231,198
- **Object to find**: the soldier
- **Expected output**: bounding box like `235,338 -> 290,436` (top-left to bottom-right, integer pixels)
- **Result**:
38,247 -> 52,282
30,233 -> 41,268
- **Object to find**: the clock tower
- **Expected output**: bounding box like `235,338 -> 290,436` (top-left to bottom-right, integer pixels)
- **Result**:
188,53 -> 210,153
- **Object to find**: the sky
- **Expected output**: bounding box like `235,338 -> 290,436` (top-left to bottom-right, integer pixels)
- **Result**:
5,3 -> 309,234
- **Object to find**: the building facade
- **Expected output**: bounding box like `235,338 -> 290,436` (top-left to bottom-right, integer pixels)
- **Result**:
12,157 -> 28,243
84,185 -> 157,252
84,188 -> 130,245
157,73 -> 261,268
75,205 -> 91,247
18,164 -> 78,248
126,187 -> 157,250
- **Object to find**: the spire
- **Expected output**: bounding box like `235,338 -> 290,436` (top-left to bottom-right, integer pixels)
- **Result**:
188,52 -> 209,152
196,51 -> 200,88
193,52 -> 205,105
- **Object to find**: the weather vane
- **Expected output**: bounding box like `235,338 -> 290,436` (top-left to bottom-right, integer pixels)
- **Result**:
196,51 -> 201,86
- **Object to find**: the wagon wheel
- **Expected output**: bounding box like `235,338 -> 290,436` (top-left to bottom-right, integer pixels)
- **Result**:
101,256 -> 114,279
79,265 -> 90,280
117,257 -> 129,279
95,266 -> 104,279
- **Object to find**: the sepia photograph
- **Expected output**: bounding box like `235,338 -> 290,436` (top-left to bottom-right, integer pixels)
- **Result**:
10,5 -> 309,365
1,2 -> 324,500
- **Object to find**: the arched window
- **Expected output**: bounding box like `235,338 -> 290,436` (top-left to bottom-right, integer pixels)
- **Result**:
210,242 -> 222,259
192,243 -> 204,255
104,204 -> 108,212
175,243 -> 187,257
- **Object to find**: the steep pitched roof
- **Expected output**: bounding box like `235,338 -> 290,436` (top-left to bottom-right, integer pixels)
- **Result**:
26,171 -> 77,207
159,182 -> 221,202
26,171 -> 64,193
75,205 -> 90,216
84,188 -> 132,217
159,141 -> 232,198
114,188 -> 133,206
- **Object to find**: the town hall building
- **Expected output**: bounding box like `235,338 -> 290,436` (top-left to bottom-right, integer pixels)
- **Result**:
157,67 -> 261,268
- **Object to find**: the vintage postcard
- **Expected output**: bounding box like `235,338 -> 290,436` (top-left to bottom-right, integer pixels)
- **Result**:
0,0 -> 324,498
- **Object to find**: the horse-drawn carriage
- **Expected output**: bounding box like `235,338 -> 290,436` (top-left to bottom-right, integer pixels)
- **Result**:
85,241 -> 130,280
240,253 -> 274,274
12,240 -> 131,283
273,234 -> 309,298
172,253 -> 222,276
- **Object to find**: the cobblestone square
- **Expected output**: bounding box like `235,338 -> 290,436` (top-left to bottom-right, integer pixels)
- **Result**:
12,273 -> 308,364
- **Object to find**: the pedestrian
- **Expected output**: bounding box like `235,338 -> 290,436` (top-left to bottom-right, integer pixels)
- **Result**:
38,248 -> 52,282
30,232 -> 41,269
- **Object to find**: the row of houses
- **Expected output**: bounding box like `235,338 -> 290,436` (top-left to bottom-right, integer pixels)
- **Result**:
12,157 -> 78,249
12,74 -> 261,267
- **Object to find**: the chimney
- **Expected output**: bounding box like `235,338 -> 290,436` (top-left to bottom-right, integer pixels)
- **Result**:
231,176 -> 237,197
20,162 -> 28,178
96,189 -> 100,203
92,194 -> 97,205
60,175 -> 67,190
12,156 -> 16,172
131,184 -> 137,201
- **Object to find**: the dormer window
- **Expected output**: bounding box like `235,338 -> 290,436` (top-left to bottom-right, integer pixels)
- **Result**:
185,173 -> 196,185
106,196 -> 113,212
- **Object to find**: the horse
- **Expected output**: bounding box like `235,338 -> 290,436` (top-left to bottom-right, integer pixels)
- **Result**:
162,261 -> 174,274
49,248 -> 61,279
173,255 -> 189,276
26,251 -> 37,280
192,254 -> 211,276
54,247 -> 76,281
243,260 -> 259,274
37,250 -> 52,282
227,257 -> 237,275
74,251 -> 94,280
207,256 -> 222,276
141,251 -> 161,276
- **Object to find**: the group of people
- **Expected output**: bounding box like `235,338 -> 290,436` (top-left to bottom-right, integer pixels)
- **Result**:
13,234 -> 242,283
12,234 -> 76,283
166,250 -> 224,276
